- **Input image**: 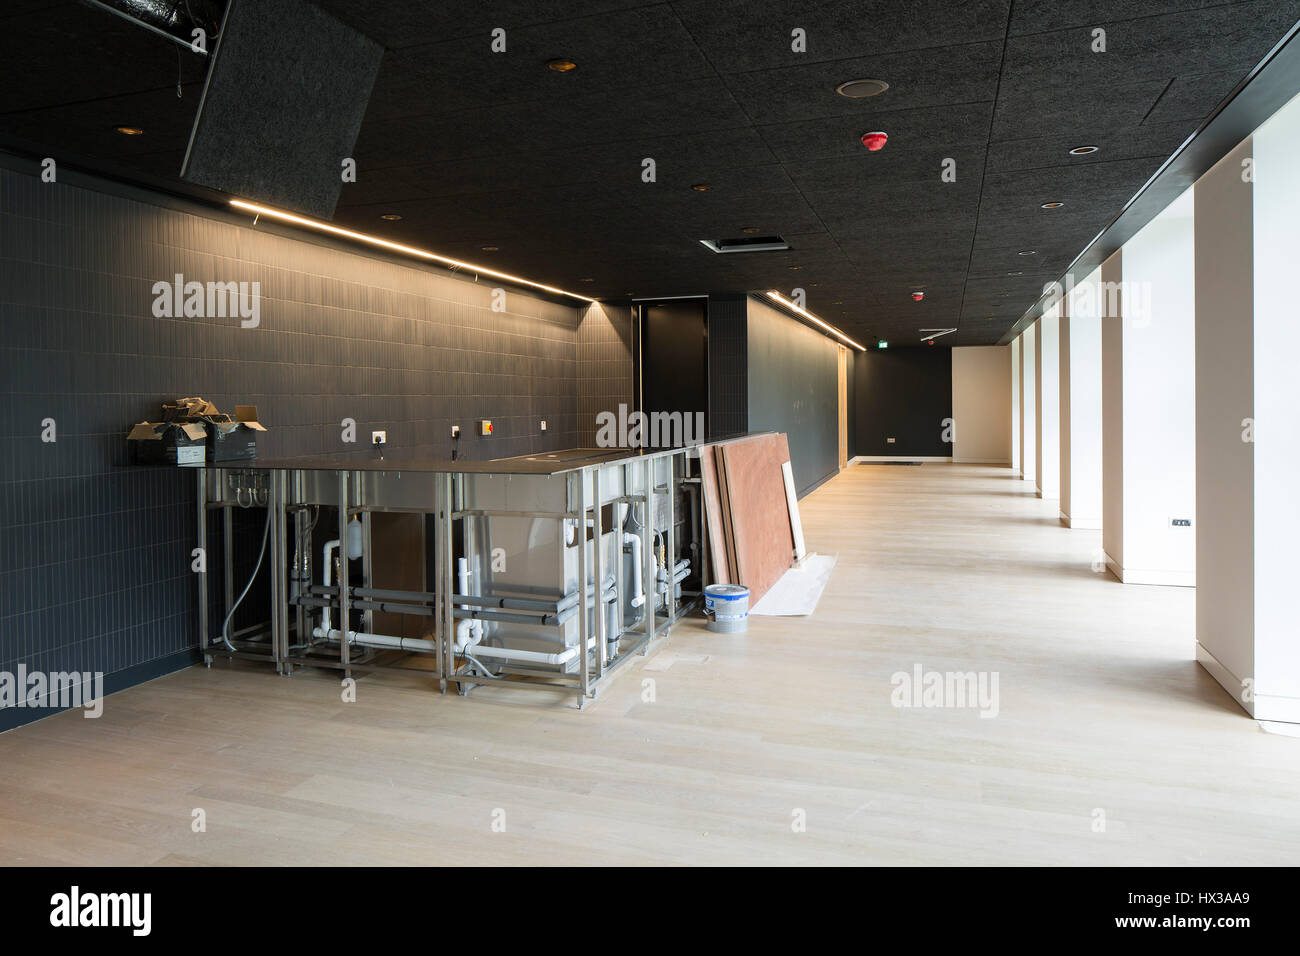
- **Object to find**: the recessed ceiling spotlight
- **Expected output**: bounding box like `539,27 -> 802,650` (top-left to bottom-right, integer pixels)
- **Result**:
546,58 -> 577,72
690,183 -> 712,191
115,126 -> 144,135
788,265 -> 802,270
832,301 -> 844,305
741,226 -> 759,233
835,78 -> 890,98
480,245 -> 499,251
1007,271 -> 1024,276
380,214 -> 403,221
1018,250 -> 1037,256
1040,201 -> 1065,208
580,277 -> 594,283
1069,145 -> 1099,155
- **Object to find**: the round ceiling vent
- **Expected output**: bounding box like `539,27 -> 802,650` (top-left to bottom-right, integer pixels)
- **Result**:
835,78 -> 890,98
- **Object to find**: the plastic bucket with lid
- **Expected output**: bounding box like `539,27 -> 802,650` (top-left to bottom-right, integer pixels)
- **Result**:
704,584 -> 750,633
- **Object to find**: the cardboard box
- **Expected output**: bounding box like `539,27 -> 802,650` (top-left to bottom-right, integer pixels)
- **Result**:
207,405 -> 266,462
162,397 -> 220,421
127,421 -> 207,466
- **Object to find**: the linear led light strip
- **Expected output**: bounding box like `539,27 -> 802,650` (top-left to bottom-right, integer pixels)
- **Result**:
764,290 -> 866,351
229,199 -> 596,303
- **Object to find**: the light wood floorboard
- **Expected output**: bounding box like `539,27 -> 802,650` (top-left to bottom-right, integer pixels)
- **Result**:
2,463 -> 1298,866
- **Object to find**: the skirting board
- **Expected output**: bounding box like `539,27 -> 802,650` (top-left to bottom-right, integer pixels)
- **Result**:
1104,553 -> 1195,587
1059,513 -> 1102,529
953,457 -> 1012,464
1196,642 -> 1252,717
851,456 -> 953,463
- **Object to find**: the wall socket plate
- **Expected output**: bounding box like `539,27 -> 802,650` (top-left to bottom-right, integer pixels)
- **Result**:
886,437 -> 896,444
371,430 -> 386,446
540,420 -> 547,432
450,425 -> 460,439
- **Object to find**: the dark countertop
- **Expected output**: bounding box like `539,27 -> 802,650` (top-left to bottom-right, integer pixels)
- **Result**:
237,442 -> 734,476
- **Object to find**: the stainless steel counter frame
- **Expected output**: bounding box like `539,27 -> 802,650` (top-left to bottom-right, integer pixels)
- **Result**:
195,445 -> 701,709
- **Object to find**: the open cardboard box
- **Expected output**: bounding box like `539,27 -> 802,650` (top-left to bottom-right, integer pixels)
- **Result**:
127,421 -> 207,465
127,398 -> 267,465
207,405 -> 267,462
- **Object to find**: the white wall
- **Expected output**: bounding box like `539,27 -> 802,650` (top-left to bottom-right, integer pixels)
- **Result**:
952,346 -> 1012,463
1252,94 -> 1300,720
1117,186 -> 1196,586
1195,139 -> 1255,711
1035,307 -> 1060,499
1101,250 -> 1125,570
1019,324 -> 1037,484
1060,267 -> 1103,529
1011,337 -> 1021,474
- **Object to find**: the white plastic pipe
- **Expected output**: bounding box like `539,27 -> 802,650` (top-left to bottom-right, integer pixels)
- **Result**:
320,539 -> 340,631
466,635 -> 596,666
455,557 -> 482,651
624,532 -> 646,608
313,627 -> 436,653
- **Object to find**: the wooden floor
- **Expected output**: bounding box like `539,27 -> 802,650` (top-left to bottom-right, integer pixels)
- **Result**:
3,463 -> 1299,866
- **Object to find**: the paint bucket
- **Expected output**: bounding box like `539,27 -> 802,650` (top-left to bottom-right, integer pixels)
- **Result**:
704,584 -> 750,633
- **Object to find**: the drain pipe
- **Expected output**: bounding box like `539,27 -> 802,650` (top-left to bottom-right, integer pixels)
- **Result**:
455,557 -> 483,651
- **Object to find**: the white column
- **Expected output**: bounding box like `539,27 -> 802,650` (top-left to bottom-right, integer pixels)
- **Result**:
1196,91 -> 1300,722
1035,307 -> 1060,500
1101,189 -> 1197,586
1011,337 -> 1021,475
1251,95 -> 1300,721
1195,138 -> 1255,714
1059,267 -> 1103,529
1019,324 -> 1036,485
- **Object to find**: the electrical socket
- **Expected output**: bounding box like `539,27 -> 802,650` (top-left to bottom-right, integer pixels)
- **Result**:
371,430 -> 386,446
540,420 -> 547,432
450,425 -> 460,439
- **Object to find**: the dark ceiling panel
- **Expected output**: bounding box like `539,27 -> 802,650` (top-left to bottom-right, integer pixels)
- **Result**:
2,0 -> 1298,346
669,0 -> 1013,73
721,41 -> 1003,125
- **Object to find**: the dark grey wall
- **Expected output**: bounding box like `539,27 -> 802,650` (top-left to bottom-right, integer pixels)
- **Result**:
576,302 -> 634,445
706,296 -> 748,439
0,160 -> 628,730
853,347 -> 953,457
746,296 -> 840,495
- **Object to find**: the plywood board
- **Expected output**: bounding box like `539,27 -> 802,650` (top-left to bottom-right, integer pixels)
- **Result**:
719,433 -> 794,604
698,446 -> 731,585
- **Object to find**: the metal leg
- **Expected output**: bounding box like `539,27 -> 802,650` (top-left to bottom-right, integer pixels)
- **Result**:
338,470 -> 350,681
592,467 -> 605,690
440,474 -> 455,692
575,471 -> 589,707
269,470 -> 282,674
642,458 -> 654,650
666,455 -> 676,632
196,468 -> 210,663
361,509 -> 374,634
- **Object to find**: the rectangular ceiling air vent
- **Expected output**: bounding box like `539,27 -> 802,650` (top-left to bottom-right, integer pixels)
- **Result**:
699,236 -> 790,254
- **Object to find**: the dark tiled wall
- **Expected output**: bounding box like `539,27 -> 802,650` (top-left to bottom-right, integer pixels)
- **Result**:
853,346 -> 953,458
0,162 -> 624,724
576,302 -> 633,445
706,296 -> 748,438
746,295 -> 841,494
